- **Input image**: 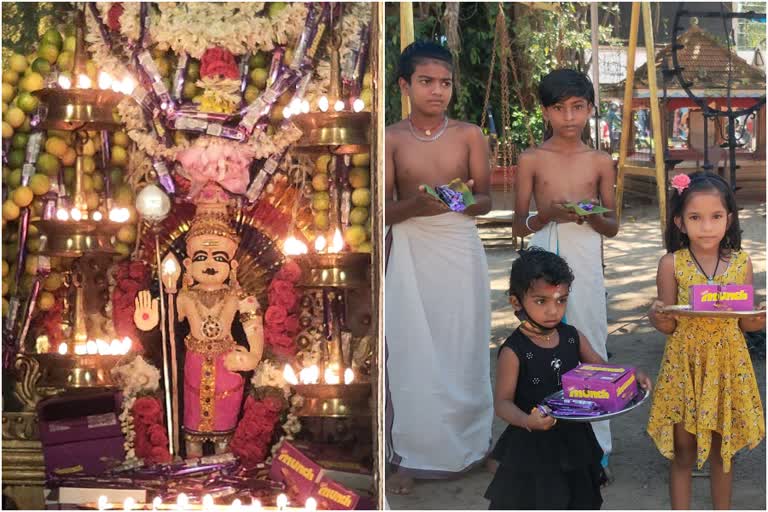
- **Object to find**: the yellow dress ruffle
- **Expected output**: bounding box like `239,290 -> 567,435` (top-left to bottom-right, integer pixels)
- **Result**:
646,249 -> 764,472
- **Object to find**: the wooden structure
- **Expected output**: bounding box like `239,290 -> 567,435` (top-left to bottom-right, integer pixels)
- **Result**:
615,2 -> 667,235
607,18 -> 766,206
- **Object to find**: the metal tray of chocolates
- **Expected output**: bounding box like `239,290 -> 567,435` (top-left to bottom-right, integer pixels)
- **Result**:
661,305 -> 766,319
538,388 -> 650,423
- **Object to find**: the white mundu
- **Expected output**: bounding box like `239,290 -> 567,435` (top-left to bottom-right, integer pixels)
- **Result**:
529,221 -> 612,457
385,212 -> 493,476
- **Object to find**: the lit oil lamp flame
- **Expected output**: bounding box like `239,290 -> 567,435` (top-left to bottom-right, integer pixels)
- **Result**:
58,74 -> 72,89
318,96 -> 329,112
276,494 -> 288,511
77,74 -> 92,89
284,236 -> 308,255
251,499 -> 262,511
305,497 -> 317,512
353,98 -> 365,112
283,364 -> 299,386
334,99 -> 345,112
314,235 -> 327,253
282,105 -> 292,120
58,342 -> 68,355
152,497 -> 162,511
70,208 -> 82,221
202,494 -> 214,510
344,368 -> 355,385
123,496 -> 136,511
299,365 -> 320,385
74,343 -> 87,355
329,228 -> 344,253
120,76 -> 136,95
324,366 -> 340,385
92,210 -> 103,221
86,340 -> 98,355
56,208 -> 69,221
176,493 -> 189,510
97,496 -> 108,511
301,100 -> 310,114
98,71 -> 113,90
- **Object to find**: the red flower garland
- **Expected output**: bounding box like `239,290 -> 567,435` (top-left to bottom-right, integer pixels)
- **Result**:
263,260 -> 301,358
230,395 -> 285,468
200,47 -> 239,80
112,261 -> 151,349
132,396 -> 171,464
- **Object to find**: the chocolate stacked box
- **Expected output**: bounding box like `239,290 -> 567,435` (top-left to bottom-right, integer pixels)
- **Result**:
543,363 -> 639,417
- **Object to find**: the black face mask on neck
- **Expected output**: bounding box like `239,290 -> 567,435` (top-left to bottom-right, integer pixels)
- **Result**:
514,298 -> 558,334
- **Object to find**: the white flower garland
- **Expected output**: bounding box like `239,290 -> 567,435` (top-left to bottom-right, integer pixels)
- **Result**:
111,356 -> 162,461
149,3 -> 307,59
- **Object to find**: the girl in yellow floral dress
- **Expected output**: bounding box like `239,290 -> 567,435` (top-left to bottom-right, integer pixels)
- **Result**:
648,172 -> 765,510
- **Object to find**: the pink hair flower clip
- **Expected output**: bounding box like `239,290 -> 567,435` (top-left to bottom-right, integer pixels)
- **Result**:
671,173 -> 691,194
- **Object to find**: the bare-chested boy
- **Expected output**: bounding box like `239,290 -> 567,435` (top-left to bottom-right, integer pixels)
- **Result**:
385,41 -> 493,495
513,68 -> 619,480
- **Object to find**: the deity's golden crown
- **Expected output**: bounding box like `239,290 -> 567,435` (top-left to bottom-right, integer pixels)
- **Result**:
186,211 -> 240,246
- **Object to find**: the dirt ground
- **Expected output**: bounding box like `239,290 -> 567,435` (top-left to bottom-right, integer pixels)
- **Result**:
387,201 -> 766,510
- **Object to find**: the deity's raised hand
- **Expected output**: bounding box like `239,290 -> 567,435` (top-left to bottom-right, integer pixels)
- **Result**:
134,290 -> 160,331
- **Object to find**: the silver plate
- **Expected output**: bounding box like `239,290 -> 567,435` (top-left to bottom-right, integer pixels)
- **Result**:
661,305 -> 765,319
540,388 -> 650,423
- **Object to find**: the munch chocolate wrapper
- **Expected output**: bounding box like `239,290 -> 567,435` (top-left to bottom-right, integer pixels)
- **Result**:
245,150 -> 287,202
172,52 -> 189,102
267,47 -> 285,89
422,178 -> 476,212
153,159 -> 176,195
290,3 -> 318,71
137,50 -> 174,111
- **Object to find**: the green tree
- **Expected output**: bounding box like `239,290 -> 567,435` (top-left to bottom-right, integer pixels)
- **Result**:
385,2 -> 618,152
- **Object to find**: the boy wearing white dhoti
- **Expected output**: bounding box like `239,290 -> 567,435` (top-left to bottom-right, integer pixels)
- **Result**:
385,41 -> 494,495
513,69 -> 620,480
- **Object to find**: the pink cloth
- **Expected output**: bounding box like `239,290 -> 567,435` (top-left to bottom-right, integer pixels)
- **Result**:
183,350 -> 244,433
176,144 -> 253,198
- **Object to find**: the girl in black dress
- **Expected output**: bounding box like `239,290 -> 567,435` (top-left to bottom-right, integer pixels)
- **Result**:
485,248 -> 651,509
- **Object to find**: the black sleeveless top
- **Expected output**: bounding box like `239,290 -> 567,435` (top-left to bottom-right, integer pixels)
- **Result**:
490,323 -> 603,473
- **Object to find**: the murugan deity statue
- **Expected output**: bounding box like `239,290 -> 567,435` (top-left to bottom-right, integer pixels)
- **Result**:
134,183 -> 263,457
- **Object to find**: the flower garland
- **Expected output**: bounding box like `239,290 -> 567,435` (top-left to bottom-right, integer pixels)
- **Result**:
148,3 -> 307,59
132,395 -> 172,464
111,356 -> 163,462
264,259 -> 302,359
230,393 -> 285,468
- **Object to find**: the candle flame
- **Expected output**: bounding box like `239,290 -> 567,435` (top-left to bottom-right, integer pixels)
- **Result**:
284,236 -> 308,255
231,499 -> 242,511
318,96 -> 329,112
152,497 -> 162,511
58,74 -> 72,89
123,496 -> 136,511
276,494 -> 288,511
58,342 -> 68,355
202,494 -> 214,510
251,499 -> 262,511
329,228 -> 344,253
77,74 -> 91,89
283,364 -> 299,385
353,98 -> 365,112
344,368 -> 355,385
314,235 -> 327,253
98,71 -> 113,90
97,496 -> 108,511
176,493 -> 189,509
305,497 -> 317,512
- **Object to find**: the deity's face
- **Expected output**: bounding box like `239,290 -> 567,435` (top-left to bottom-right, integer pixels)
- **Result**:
184,235 -> 238,287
